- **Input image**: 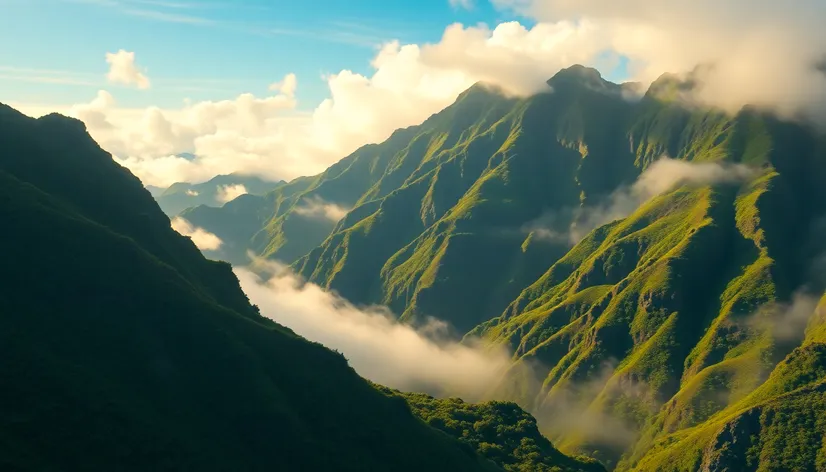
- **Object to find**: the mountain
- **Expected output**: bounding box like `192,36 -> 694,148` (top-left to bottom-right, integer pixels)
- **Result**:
152,173 -> 285,216
179,65 -> 826,470
378,386 -> 606,472
0,103 -> 599,471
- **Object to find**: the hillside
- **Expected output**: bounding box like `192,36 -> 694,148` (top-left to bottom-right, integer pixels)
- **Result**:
378,387 -> 606,472
152,173 -> 284,216
186,66 -> 641,333
1,102 -> 576,471
175,65 -> 826,470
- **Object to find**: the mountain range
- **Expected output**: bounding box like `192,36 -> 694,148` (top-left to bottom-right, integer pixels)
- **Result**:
150,173 -> 285,217
0,103 -> 602,471
178,65 -> 826,470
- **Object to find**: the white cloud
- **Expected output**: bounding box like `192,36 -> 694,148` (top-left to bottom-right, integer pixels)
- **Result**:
70,90 -> 116,129
568,157 -> 756,242
50,26 -> 611,187
293,196 -> 350,222
28,4 -> 826,188
185,189 -> 199,196
215,184 -> 247,204
170,216 -> 223,250
236,261 -> 510,400
494,0 -> 826,122
106,50 -> 151,89
268,72 -> 297,97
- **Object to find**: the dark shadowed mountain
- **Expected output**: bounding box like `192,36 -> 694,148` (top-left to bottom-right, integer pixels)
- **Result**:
0,103 -> 603,472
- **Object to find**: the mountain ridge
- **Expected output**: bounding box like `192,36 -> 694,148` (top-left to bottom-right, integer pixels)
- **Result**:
0,102 -> 604,472
173,64 -> 826,470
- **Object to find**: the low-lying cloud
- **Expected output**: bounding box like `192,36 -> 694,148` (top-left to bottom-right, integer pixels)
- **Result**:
569,157 -> 756,242
536,359 -> 646,451
215,184 -> 247,204
743,291 -> 822,344
293,196 -> 351,222
171,217 -> 223,251
236,260 -> 510,401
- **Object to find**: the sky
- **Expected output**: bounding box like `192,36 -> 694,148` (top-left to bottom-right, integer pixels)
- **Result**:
2,0 -> 824,188
0,0 -> 529,109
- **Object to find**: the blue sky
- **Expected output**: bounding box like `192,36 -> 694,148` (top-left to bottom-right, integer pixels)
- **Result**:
0,0 -> 530,109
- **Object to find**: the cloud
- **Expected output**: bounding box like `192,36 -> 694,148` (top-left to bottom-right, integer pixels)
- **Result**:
68,0 -> 215,24
215,184 -> 247,204
569,157 -> 756,242
185,189 -> 199,196
737,291 -> 821,345
236,261 -> 511,400
170,216 -> 223,250
39,1 -> 826,189
268,73 -> 297,97
449,0 -> 473,9
106,50 -> 151,89
494,0 -> 826,123
70,90 -> 116,129
293,196 -> 350,222
537,359 -> 645,450
44,23 -> 626,187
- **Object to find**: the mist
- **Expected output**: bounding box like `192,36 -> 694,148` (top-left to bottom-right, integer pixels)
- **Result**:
569,157 -> 756,242
171,217 -> 223,251
736,291 -> 821,348
216,184 -> 248,204
235,260 -> 511,401
293,196 -> 351,222
535,360 -> 647,453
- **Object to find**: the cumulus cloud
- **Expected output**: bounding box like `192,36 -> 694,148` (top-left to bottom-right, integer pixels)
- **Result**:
268,73 -> 297,97
569,157 -> 756,242
105,50 -> 151,89
494,0 -> 826,122
215,184 -> 247,204
70,90 -> 116,130
171,217 -> 223,250
293,196 -> 350,222
47,23 -> 627,187
236,261 -> 510,400
37,3 -> 826,189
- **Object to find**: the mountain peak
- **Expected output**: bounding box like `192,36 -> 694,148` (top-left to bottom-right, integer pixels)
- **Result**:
547,64 -> 618,94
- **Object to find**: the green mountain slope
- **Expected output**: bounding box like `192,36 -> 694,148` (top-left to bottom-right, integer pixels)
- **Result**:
473,86 -> 826,467
186,66 -> 641,333
629,294 -> 826,471
379,387 -> 606,472
159,66 -> 826,470
153,173 -> 284,216
0,103 -> 513,471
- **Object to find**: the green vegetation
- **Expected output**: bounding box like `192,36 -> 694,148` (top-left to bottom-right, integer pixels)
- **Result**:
153,173 -> 284,216
379,387 -> 605,472
0,103 -> 522,471
154,65 -> 826,470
